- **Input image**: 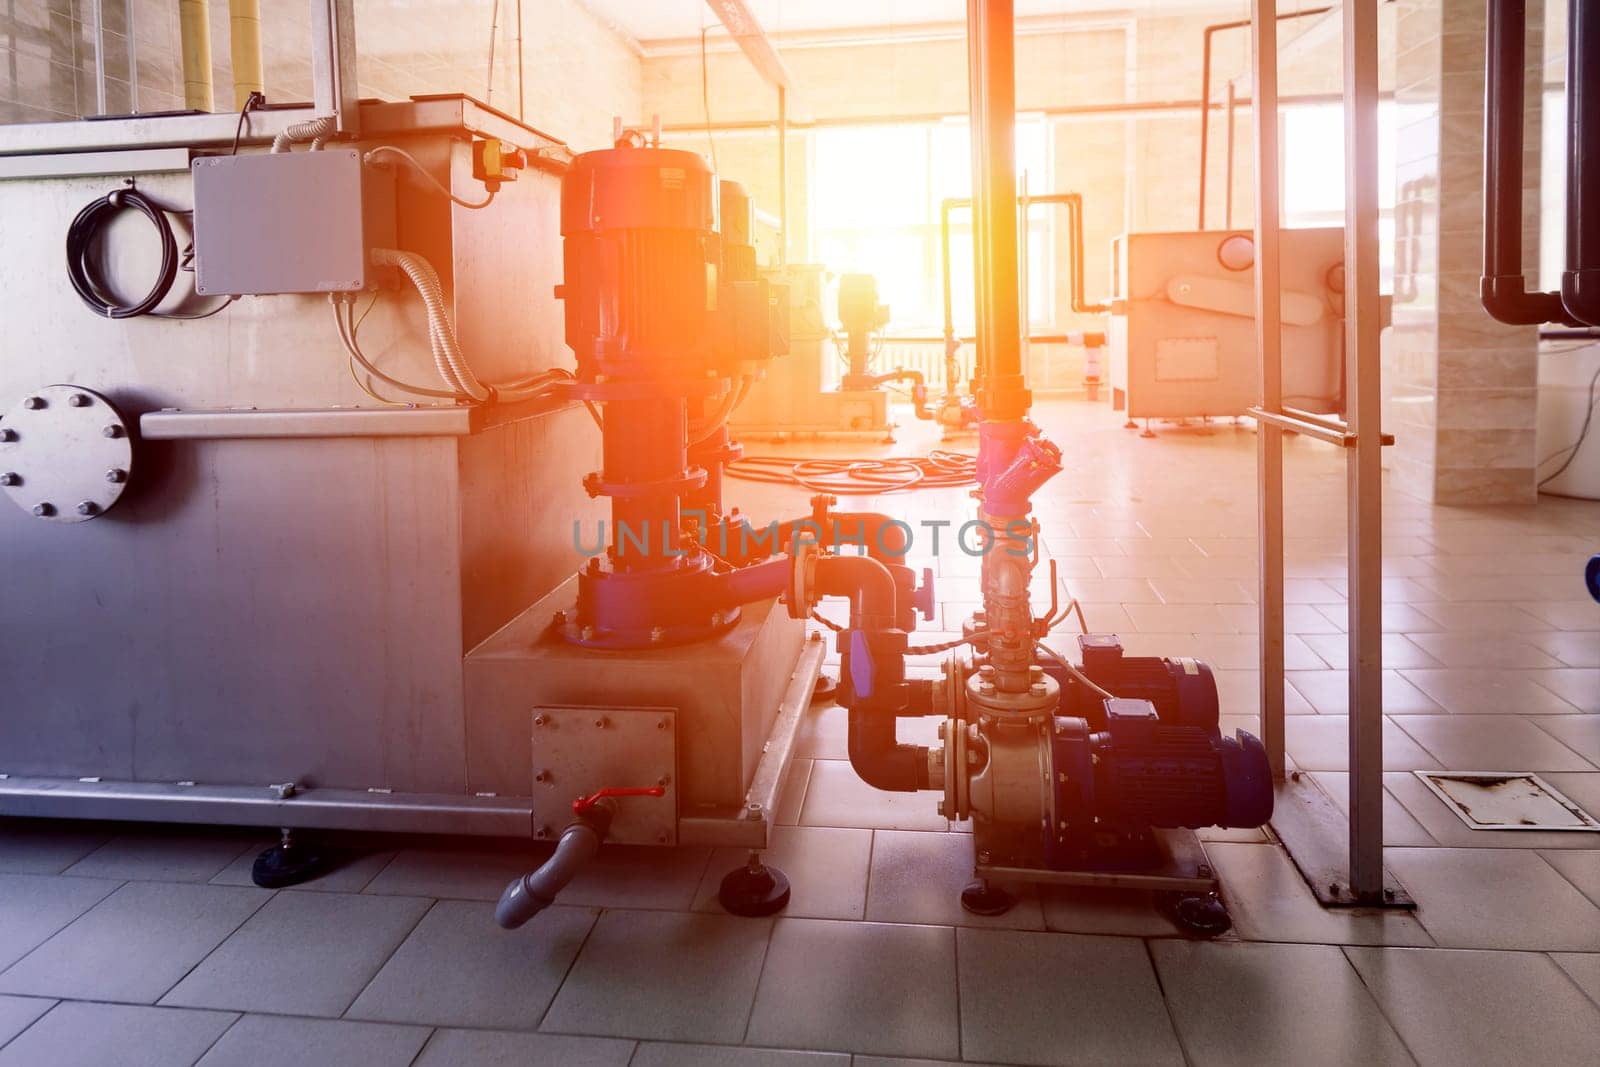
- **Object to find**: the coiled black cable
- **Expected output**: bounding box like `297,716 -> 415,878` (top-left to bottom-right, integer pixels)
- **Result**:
65,185 -> 179,319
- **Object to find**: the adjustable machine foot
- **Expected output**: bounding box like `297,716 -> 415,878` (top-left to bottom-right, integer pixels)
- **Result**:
719,851 -> 791,916
960,878 -> 1014,916
251,828 -> 331,889
1159,890 -> 1232,937
811,673 -> 838,704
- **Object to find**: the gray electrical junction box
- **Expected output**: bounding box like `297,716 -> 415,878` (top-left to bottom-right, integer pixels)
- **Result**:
192,148 -> 396,296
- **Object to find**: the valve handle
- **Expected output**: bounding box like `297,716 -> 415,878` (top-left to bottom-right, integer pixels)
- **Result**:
572,786 -> 666,817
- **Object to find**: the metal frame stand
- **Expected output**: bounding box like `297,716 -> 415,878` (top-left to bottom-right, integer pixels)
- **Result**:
1247,0 -> 1411,909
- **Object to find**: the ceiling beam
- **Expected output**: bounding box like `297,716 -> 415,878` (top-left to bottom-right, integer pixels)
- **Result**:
704,0 -> 799,91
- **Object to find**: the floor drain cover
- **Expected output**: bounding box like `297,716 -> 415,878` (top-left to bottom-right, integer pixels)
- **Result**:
1415,771 -> 1600,832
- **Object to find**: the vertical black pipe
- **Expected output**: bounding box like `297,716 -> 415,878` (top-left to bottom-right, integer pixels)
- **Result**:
1482,0 -> 1571,323
1563,0 -> 1600,323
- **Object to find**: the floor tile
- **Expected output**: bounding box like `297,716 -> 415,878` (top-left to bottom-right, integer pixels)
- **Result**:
347,900 -> 595,1029
0,873 -> 120,971
1542,850 -> 1600,909
1530,668 -> 1600,712
1283,715 -> 1441,772
1524,630 -> 1600,668
0,881 -> 269,1003
1391,714 -> 1593,771
210,845 -> 396,894
0,1001 -> 236,1067
864,830 -> 1045,929
1123,603 -> 1234,632
1400,669 -> 1585,715
1151,940 -> 1413,1066
1345,946 -> 1600,1065
799,760 -> 948,831
1515,599 -> 1600,630
61,832 -> 257,883
412,1028 -> 634,1067
1285,670 -> 1442,715
360,844 -> 549,901
1552,953 -> 1600,1006
695,826 -> 871,920
1300,632 -> 1442,670
559,845 -> 713,911
196,1015 -> 430,1067
542,909 -> 770,1044
1410,602 -> 1551,632
1206,842 -> 1432,946
1400,631 -> 1562,669
631,1043 -> 849,1066
1192,633 -> 1327,670
1384,848 -> 1600,951
160,890 -> 431,1017
746,918 -> 957,1060
0,821 -> 110,876
0,994 -> 52,1048
957,928 -> 1182,1066
1530,714 -> 1600,764
1307,771 -> 1436,846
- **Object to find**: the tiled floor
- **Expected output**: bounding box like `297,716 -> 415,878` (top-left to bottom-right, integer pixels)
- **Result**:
0,400 -> 1597,1065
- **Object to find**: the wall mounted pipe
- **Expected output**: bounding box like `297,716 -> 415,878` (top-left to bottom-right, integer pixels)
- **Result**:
1481,0 -> 1574,324
1562,0 -> 1600,324
228,0 -> 265,110
179,0 -> 215,113
1196,6 -> 1330,230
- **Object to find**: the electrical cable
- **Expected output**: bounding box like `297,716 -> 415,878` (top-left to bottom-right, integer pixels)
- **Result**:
331,293 -> 462,400
364,146 -> 497,209
1537,358 -> 1600,488
726,450 -> 977,494
66,184 -> 178,319
1036,640 -> 1115,701
230,90 -> 264,155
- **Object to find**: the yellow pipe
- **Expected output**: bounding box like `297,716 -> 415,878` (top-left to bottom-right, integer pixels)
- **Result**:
178,0 -> 214,113
228,0 -> 264,109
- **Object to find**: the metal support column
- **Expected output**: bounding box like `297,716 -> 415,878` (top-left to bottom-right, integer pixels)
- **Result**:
1342,0 -> 1385,903
310,0 -> 361,136
1252,0 -> 1287,785
1246,0 -> 1409,910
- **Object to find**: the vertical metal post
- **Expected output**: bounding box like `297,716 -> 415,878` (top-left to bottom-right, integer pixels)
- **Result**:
1343,0 -> 1384,901
1252,0 -> 1286,783
778,86 -> 788,268
1224,79 -> 1237,229
90,0 -> 108,115
125,0 -> 138,113
310,0 -> 360,136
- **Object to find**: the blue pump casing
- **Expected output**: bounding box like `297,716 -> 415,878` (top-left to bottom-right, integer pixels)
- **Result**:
1039,634 -> 1273,869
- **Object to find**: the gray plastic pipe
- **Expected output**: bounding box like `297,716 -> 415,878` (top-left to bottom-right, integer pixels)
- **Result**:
495,805 -> 611,929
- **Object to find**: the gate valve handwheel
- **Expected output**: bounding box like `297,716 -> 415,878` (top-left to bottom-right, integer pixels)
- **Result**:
572,786 -> 666,817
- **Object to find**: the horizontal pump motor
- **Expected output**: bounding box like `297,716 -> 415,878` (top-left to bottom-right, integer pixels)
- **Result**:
949,633 -> 1272,871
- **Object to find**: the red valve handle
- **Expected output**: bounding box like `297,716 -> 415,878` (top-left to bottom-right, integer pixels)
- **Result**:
572,786 -> 666,816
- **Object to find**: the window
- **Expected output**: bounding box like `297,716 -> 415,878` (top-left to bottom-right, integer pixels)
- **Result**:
1280,100 -> 1397,290
810,119 -> 1051,334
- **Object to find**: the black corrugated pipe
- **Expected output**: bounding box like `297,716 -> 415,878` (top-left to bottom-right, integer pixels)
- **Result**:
1562,0 -> 1600,324
1482,0 -> 1574,324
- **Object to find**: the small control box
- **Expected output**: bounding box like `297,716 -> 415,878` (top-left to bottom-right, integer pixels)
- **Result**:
192,148 -> 396,296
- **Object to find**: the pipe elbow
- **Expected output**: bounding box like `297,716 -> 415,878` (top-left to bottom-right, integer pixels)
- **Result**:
1480,275 -> 1572,326
495,819 -> 605,929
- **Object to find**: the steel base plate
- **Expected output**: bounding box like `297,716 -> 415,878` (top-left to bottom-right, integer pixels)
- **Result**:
1271,773 -> 1415,908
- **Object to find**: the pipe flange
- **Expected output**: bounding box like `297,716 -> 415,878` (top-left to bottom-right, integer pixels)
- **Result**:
788,541 -> 820,620
0,386 -> 132,524
966,671 -> 1059,724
